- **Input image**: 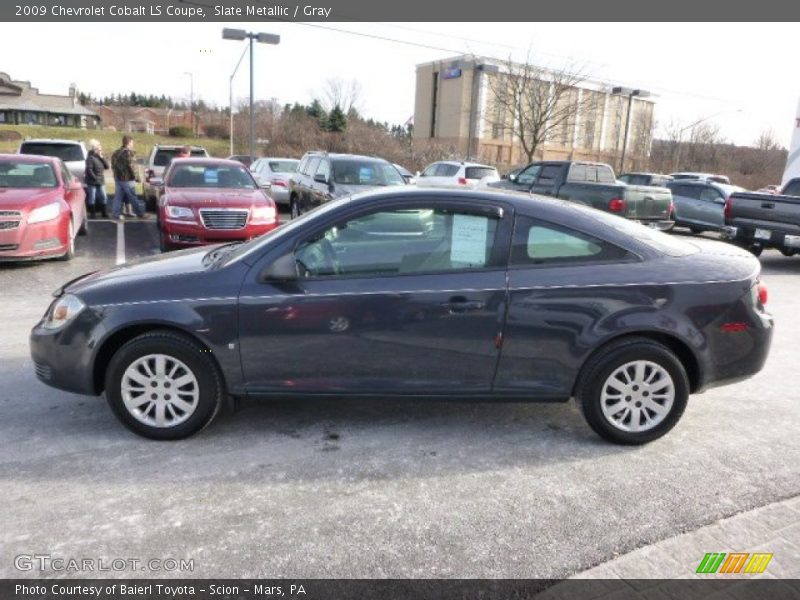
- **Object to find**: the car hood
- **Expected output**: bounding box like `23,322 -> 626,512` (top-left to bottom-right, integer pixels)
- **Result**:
0,187 -> 62,209
63,246 -> 212,296
165,187 -> 266,206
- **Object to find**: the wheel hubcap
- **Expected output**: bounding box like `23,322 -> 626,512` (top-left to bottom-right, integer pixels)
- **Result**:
121,354 -> 199,428
329,316 -> 349,332
600,360 -> 675,432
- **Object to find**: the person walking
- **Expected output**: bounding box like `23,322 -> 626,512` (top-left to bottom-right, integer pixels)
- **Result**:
84,139 -> 109,219
110,135 -> 148,221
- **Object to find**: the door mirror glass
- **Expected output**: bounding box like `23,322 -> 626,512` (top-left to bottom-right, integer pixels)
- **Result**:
262,252 -> 299,281
313,172 -> 328,184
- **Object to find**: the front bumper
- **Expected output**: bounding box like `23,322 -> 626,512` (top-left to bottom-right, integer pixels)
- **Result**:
161,219 -> 277,247
30,308 -> 98,395
0,216 -> 68,261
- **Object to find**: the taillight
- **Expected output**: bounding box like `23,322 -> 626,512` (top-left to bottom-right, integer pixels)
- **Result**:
757,281 -> 768,305
457,177 -> 467,185
608,197 -> 626,212
668,201 -> 674,217
720,322 -> 749,333
724,197 -> 733,221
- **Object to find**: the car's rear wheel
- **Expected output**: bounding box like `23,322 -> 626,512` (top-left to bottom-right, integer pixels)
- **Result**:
104,331 -> 224,440
779,248 -> 797,257
575,337 -> 689,445
159,230 -> 171,253
689,226 -> 703,235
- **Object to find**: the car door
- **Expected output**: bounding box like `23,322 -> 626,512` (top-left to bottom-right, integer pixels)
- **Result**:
312,157 -> 333,205
697,186 -> 726,228
300,156 -> 321,211
669,184 -> 699,225
237,198 -> 513,394
59,161 -> 85,225
529,164 -> 562,196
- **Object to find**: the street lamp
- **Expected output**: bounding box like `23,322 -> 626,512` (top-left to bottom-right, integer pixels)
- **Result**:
612,86 -> 651,174
222,27 -> 280,160
228,44 -> 249,156
184,72 -> 194,135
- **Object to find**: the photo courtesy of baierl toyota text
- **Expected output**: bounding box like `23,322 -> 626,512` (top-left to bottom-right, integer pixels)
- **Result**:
0,1 -> 798,598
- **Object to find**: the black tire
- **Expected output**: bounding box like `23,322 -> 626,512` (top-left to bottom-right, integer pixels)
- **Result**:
689,226 -> 703,235
290,197 -> 301,219
779,248 -> 797,257
104,330 -> 224,440
58,219 -> 75,261
575,336 -> 690,445
158,229 -> 171,253
748,244 -> 763,257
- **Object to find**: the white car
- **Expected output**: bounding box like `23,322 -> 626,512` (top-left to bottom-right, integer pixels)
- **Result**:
669,172 -> 731,185
416,161 -> 499,188
250,157 -> 300,206
18,139 -> 87,184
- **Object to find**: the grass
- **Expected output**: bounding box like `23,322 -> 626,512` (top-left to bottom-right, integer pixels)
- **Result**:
0,123 -> 231,196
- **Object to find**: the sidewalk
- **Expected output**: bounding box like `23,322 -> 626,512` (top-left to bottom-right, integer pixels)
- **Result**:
541,495 -> 800,598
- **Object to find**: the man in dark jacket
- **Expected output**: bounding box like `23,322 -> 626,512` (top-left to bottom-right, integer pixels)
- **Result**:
110,135 -> 147,221
84,139 -> 109,219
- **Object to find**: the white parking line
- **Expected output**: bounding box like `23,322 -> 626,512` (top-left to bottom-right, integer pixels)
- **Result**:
116,221 -> 125,265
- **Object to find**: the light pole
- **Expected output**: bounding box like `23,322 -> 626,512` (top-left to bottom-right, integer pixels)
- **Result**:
228,43 -> 249,156
673,109 -> 743,171
612,86 -> 650,173
184,72 -> 194,135
222,28 -> 280,160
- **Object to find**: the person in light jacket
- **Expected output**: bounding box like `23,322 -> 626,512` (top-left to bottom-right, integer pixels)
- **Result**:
84,139 -> 110,219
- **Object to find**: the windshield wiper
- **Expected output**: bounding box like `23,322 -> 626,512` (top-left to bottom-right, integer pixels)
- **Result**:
202,241 -> 244,267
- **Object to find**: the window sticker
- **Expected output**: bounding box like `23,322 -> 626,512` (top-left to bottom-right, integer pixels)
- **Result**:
204,169 -> 219,184
450,214 -> 489,265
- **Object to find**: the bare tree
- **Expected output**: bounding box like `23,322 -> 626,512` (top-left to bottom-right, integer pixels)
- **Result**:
320,77 -> 363,115
484,53 -> 593,163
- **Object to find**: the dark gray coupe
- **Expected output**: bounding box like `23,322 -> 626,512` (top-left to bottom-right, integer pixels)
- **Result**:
30,188 -> 773,444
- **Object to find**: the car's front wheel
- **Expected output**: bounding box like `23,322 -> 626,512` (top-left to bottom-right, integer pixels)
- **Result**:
104,331 -> 224,440
576,337 -> 689,445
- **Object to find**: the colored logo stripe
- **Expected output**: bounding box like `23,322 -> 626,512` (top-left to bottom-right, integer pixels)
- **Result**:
697,553 -> 726,574
744,553 -> 773,574
696,552 -> 773,574
719,553 -> 749,573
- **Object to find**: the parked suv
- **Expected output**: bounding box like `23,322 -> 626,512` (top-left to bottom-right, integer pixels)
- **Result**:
416,161 -> 499,188
666,180 -> 744,234
143,144 -> 209,210
18,139 -> 88,185
288,151 -> 406,218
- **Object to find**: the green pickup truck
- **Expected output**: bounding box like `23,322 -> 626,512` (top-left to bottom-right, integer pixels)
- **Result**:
490,161 -> 674,229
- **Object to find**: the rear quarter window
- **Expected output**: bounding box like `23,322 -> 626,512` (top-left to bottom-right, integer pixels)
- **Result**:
465,166 -> 497,180
511,217 -> 632,265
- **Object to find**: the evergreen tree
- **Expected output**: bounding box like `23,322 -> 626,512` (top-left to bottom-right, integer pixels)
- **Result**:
327,104 -> 347,132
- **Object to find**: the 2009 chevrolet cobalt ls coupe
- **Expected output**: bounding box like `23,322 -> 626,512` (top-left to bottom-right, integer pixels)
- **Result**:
30,188 -> 773,443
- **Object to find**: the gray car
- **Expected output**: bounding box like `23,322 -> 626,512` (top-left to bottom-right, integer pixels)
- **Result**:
250,157 -> 299,206
667,180 -> 745,233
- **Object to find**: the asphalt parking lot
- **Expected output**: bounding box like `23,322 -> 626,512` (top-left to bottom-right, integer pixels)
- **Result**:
1,219 -> 798,579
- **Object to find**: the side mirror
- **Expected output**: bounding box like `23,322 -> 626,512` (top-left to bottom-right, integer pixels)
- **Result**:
150,177 -> 164,187
508,173 -> 518,183
262,252 -> 298,281
313,173 -> 328,184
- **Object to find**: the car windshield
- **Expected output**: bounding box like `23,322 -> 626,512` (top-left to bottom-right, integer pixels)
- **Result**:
782,180 -> 800,196
168,164 -> 256,189
154,149 -> 206,167
331,160 -> 405,186
0,160 -> 58,188
19,143 -> 83,162
268,160 -> 299,173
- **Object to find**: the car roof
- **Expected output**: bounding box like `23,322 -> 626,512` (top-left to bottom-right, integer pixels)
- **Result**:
434,160 -> 496,168
20,138 -> 83,144
258,157 -> 299,162
154,144 -> 207,150
1,152 -> 59,164
169,157 -> 245,167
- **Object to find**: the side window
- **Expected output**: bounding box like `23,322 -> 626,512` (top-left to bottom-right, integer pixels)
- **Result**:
294,207 -> 500,278
296,157 -> 308,175
420,163 -> 439,177
516,164 -> 541,186
305,157 -> 321,178
315,159 -> 330,181
437,164 -> 460,177
596,166 -> 616,184
568,164 -> 587,182
699,187 -> 723,203
783,180 -> 800,197
60,162 -> 72,183
535,165 -> 561,187
511,217 -> 632,265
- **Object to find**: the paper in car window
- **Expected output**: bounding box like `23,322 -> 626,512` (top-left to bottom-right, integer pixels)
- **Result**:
450,214 -> 488,265
204,169 -> 219,184
359,167 -> 373,183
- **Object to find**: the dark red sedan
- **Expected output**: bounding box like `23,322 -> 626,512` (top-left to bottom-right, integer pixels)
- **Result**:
0,154 -> 87,261
156,158 -> 278,252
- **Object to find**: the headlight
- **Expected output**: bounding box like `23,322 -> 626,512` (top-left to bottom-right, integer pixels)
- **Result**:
251,205 -> 276,224
42,294 -> 85,330
166,205 -> 194,219
28,202 -> 63,224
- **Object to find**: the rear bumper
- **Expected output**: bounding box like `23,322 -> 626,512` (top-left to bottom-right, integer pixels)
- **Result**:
0,216 -> 69,261
722,225 -> 800,251
635,219 -> 674,231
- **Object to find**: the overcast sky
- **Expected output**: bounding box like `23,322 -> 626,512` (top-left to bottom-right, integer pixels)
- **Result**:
1,21 -> 798,148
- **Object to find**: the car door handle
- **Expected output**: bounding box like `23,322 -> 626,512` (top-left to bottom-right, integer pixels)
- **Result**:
761,202 -> 775,209
442,298 -> 485,313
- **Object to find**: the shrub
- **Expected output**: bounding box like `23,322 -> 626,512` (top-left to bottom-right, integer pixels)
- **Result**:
168,126 -> 193,138
204,124 -> 228,140
0,130 -> 22,142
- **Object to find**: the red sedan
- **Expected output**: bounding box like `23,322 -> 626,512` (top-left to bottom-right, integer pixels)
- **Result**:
156,158 -> 278,252
0,154 -> 87,261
